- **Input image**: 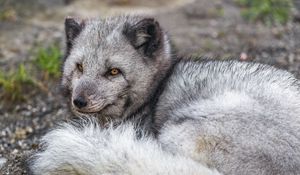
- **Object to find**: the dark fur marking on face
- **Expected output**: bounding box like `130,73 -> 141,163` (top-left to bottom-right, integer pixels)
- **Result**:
65,17 -> 85,58
60,83 -> 71,98
123,18 -> 163,58
123,96 -> 132,110
61,68 -> 75,99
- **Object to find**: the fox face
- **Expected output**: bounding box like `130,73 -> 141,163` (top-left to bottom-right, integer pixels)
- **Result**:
62,15 -> 173,122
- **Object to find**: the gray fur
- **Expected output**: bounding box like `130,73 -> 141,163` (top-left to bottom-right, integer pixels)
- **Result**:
30,15 -> 300,175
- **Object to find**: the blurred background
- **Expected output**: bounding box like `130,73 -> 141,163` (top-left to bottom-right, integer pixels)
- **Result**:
0,0 -> 300,174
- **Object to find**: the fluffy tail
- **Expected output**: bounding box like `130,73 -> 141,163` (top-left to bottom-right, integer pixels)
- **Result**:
28,118 -> 220,175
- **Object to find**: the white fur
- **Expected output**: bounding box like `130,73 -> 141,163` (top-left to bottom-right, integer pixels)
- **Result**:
30,119 -> 221,175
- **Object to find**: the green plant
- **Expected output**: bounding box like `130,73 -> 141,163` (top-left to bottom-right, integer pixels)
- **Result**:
0,0 -> 17,22
35,44 -> 62,79
0,64 -> 33,101
236,0 -> 293,25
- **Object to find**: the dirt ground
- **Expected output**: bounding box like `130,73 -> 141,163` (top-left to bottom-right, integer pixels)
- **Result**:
1,0 -> 300,174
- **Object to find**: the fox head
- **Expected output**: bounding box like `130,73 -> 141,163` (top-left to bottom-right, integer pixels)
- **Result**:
62,15 -> 174,122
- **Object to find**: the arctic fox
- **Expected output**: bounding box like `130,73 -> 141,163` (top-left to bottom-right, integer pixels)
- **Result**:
29,15 -> 300,175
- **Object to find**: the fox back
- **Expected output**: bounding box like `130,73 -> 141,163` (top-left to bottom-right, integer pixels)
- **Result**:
156,60 -> 300,174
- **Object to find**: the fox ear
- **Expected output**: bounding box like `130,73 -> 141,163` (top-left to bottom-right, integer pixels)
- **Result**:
65,17 -> 85,55
123,18 -> 163,58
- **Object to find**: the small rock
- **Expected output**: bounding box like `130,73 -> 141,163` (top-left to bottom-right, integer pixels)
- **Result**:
11,149 -> 19,155
0,157 -> 7,169
240,52 -> 248,61
26,126 -> 33,134
15,128 -> 27,139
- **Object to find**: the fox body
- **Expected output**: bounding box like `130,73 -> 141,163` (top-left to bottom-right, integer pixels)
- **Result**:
29,15 -> 300,175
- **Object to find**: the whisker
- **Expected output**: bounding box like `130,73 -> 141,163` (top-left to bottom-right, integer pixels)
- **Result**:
92,89 -> 129,99
86,103 -> 106,110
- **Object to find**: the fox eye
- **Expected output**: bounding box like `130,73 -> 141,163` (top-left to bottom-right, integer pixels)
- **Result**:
76,63 -> 83,72
109,68 -> 121,76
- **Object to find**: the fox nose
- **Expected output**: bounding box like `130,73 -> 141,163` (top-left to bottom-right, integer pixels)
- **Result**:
73,96 -> 87,109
